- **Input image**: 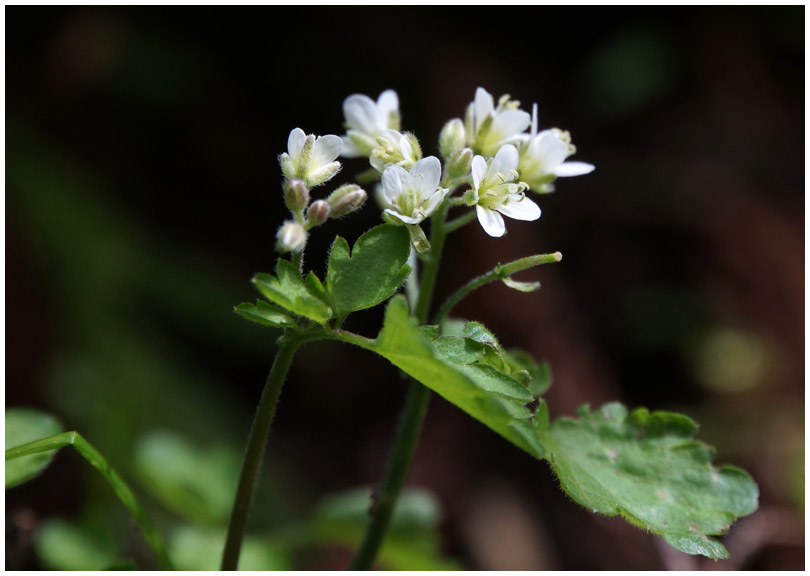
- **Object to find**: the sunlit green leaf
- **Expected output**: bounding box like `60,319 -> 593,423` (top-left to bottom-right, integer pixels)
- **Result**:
134,431 -> 239,525
327,225 -> 411,320
353,297 -> 548,458
252,259 -> 333,325
234,301 -> 296,328
5,408 -> 63,488
547,403 -> 759,559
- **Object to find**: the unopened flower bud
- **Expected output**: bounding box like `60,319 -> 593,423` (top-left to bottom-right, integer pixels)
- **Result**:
283,179 -> 310,213
439,119 -> 466,159
327,184 -> 367,218
447,147 -> 473,179
307,199 -> 330,226
276,221 -> 308,253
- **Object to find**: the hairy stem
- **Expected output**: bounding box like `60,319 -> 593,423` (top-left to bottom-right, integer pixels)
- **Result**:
349,210 -> 449,570
222,330 -> 316,570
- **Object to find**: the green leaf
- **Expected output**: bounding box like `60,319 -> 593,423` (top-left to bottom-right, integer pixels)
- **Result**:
134,431 -> 240,525
327,224 -> 411,320
6,430 -> 174,569
252,259 -> 333,325
169,525 -> 291,571
503,350 -> 552,397
234,301 -> 297,328
312,488 -> 461,570
546,403 -> 759,559
35,519 -> 120,571
5,408 -> 63,488
353,297 -> 548,458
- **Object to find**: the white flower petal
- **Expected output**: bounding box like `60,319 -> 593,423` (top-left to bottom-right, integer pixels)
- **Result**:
343,94 -> 378,134
341,135 -> 362,158
376,90 -> 399,129
488,144 -> 520,178
474,87 -> 494,132
399,134 -> 413,161
553,161 -> 595,177
385,208 -> 423,225
498,195 -> 541,221
288,128 -> 307,158
381,164 -> 409,203
476,205 -> 506,237
471,155 -> 487,191
535,132 -> 569,169
311,134 -> 343,166
490,110 -> 531,142
421,187 -> 448,216
411,156 -> 441,190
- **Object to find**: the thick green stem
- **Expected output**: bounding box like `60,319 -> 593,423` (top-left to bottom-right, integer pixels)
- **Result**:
221,331 -> 312,570
349,210 -> 449,570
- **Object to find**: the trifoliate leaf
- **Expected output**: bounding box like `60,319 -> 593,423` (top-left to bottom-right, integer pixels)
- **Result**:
327,224 -> 411,320
251,260 -> 333,325
356,297 -> 548,458
546,403 -> 759,559
234,301 -> 296,328
5,408 -> 63,488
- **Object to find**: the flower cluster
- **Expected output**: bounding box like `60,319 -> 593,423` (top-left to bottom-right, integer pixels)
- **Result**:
272,87 -> 593,256
275,128 -> 367,254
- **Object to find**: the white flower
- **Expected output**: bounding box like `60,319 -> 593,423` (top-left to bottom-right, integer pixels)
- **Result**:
470,145 -> 541,237
341,89 -> 400,158
370,129 -> 421,172
279,128 -> 342,188
380,156 -> 448,225
518,104 -> 594,192
464,87 -> 531,157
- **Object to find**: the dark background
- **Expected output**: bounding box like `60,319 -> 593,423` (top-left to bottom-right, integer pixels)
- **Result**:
6,6 -> 804,570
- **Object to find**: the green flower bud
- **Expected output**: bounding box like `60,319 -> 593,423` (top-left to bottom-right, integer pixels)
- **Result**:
447,147 -> 472,179
283,179 -> 310,213
306,199 -> 330,226
439,119 -> 466,159
327,184 -> 367,218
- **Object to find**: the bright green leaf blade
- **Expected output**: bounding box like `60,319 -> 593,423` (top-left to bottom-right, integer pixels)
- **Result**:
547,403 -> 759,560
251,259 -> 333,324
134,431 -> 240,525
313,488 -> 461,570
5,408 -> 64,488
351,297 -> 548,458
234,301 -> 297,328
327,224 -> 411,319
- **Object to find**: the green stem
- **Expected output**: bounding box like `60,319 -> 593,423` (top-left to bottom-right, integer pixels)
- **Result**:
434,251 -> 562,326
221,330 -> 316,570
349,210 -> 449,570
443,210 -> 478,234
6,432 -> 174,570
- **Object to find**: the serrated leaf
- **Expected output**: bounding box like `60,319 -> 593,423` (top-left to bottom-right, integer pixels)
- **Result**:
327,224 -> 411,320
355,297 -> 548,458
5,408 -> 63,488
504,350 -> 552,397
234,301 -> 296,328
546,403 -> 759,559
251,259 -> 333,324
